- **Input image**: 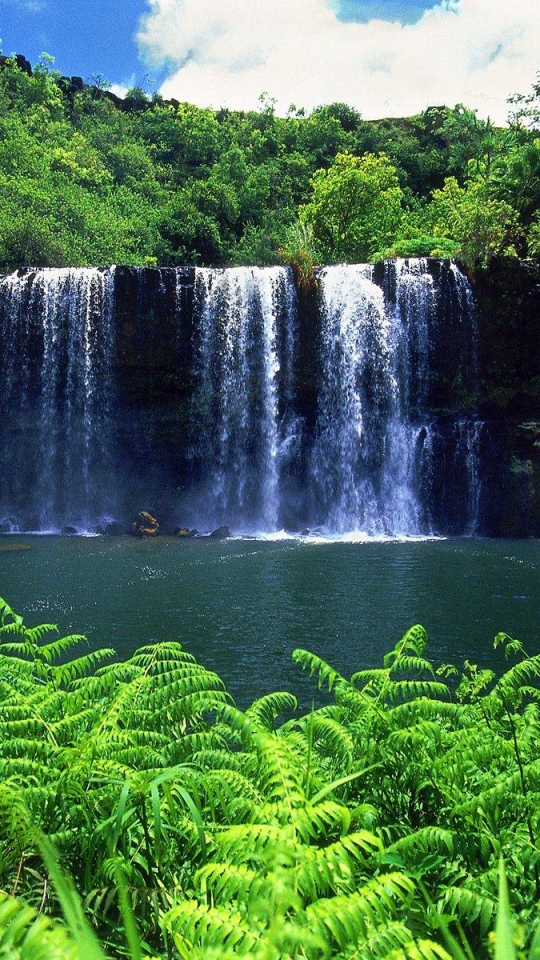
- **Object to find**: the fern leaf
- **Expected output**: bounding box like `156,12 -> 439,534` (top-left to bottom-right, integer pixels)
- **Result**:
53,649 -> 116,686
292,647 -> 342,690
307,871 -> 415,949
0,892 -> 79,960
384,625 -> 429,668
246,691 -> 298,729
440,885 -> 497,938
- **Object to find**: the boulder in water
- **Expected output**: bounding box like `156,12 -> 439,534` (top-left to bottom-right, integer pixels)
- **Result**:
131,510 -> 159,537
102,521 -> 126,537
172,526 -> 198,538
208,525 -> 231,539
61,525 -> 78,535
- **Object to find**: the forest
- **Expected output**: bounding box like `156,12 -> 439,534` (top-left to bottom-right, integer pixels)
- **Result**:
0,52 -> 539,275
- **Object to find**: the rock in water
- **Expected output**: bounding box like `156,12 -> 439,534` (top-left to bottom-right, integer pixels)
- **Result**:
208,525 -> 231,539
131,510 -> 159,537
101,521 -> 126,537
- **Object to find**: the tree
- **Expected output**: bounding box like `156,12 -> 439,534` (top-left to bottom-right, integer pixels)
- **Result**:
508,71 -> 540,130
427,176 -> 519,269
300,152 -> 404,263
441,104 -> 498,181
488,138 -> 540,229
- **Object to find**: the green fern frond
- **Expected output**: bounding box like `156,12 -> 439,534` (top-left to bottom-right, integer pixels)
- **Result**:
453,758 -> 540,819
53,649 -> 116,686
494,632 -> 525,658
378,939 -> 452,960
23,623 -> 60,644
295,830 -> 383,897
213,822 -> 289,864
307,871 -> 415,949
164,731 -> 222,765
163,899 -> 259,953
299,714 -> 355,770
384,625 -> 429,667
218,703 -> 265,743
246,691 -> 298,729
292,647 -> 343,690
0,891 -> 80,960
68,666 -> 128,702
492,655 -> 540,705
195,861 -> 258,902
386,826 -> 455,860
201,768 -> 264,811
254,734 -> 307,810
389,656 -> 436,678
345,920 -> 419,959
351,667 -> 389,688
146,670 -> 227,710
0,638 -> 35,657
130,641 -> 197,665
153,689 -> 230,728
385,680 -> 451,704
385,700 -> 466,733
439,884 -> 496,937
0,597 -> 24,626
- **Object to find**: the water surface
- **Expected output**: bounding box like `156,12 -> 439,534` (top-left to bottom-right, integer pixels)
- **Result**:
0,536 -> 538,705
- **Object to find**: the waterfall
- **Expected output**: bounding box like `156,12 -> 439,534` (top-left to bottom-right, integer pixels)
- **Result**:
310,263 -> 427,534
0,259 -> 482,538
191,266 -> 297,532
457,418 -> 484,536
309,259 -> 479,536
0,268 -> 116,532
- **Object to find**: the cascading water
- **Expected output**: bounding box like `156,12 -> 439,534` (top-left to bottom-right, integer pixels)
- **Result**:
309,259 -> 480,536
0,267 -> 116,532
191,266 -> 297,532
456,418 -> 484,536
310,263 -> 427,534
0,259 -> 482,537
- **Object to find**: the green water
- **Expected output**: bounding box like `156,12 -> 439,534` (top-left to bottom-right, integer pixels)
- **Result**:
0,535 -> 539,705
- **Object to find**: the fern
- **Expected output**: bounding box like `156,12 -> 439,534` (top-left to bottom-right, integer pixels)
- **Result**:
0,892 -> 80,960
439,885 -> 497,938
2,599 -> 540,960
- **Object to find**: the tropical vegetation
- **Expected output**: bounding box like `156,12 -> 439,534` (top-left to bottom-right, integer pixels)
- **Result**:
1,594 -> 540,958
0,52 -> 540,273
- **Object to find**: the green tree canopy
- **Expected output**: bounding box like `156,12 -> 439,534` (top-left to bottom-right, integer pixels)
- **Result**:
427,176 -> 519,269
0,52 -> 538,270
300,151 -> 404,263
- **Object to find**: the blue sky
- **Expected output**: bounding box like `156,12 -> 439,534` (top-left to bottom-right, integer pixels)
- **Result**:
0,0 -> 152,87
337,0 -> 439,23
0,0 -> 538,121
0,0 -> 439,85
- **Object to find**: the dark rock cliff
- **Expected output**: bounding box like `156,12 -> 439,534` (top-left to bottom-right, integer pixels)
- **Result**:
472,258 -> 540,536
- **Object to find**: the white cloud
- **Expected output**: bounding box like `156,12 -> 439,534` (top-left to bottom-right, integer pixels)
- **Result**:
137,0 -> 540,123
109,83 -> 129,99
0,0 -> 46,10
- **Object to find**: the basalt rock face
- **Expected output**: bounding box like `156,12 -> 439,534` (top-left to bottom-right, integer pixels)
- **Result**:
0,258 -> 539,536
114,266 -> 195,514
472,258 -> 540,536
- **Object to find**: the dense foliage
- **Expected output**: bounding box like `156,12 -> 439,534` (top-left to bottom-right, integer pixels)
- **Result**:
1,54 -> 540,272
1,596 -> 540,959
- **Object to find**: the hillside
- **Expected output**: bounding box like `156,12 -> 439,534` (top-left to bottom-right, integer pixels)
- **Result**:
0,52 -> 538,271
